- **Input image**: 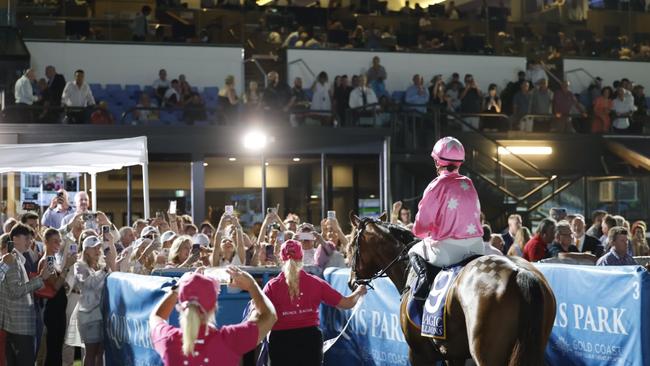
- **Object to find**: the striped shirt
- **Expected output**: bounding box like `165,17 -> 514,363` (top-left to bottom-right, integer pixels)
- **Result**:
0,253 -> 44,335
596,248 -> 637,266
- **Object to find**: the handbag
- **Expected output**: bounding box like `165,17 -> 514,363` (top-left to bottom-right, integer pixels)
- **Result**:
29,272 -> 58,299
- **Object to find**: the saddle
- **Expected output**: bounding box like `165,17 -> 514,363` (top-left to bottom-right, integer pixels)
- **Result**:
406,253 -> 482,339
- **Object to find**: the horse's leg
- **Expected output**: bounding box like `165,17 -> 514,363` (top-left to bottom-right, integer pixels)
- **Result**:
445,359 -> 469,366
400,294 -> 442,366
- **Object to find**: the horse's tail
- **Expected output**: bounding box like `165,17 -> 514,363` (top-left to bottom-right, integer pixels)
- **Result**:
508,267 -> 547,366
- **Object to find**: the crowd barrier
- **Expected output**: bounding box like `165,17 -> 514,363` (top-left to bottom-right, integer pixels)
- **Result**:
101,264 -> 649,366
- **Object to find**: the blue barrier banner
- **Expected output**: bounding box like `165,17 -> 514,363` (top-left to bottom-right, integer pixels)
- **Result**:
321,268 -> 412,366
536,264 -> 650,366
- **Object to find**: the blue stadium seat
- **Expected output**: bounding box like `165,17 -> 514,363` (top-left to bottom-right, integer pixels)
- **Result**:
105,84 -> 123,95
144,86 -> 155,97
203,87 -> 219,98
89,83 -> 103,94
125,85 -> 141,98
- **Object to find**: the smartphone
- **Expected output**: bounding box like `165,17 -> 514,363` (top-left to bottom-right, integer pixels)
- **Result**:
225,205 -> 234,216
265,244 -> 275,260
297,232 -> 315,241
208,268 -> 231,285
169,200 -> 177,215
276,231 -> 285,243
57,191 -> 64,203
192,243 -> 201,255
327,210 -> 336,220
69,243 -> 78,255
46,256 -> 55,270
102,225 -> 110,241
267,207 -> 275,215
6,241 -> 14,253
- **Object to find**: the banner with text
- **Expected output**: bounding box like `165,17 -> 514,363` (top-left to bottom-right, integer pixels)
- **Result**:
536,264 -> 650,366
321,268 -> 412,366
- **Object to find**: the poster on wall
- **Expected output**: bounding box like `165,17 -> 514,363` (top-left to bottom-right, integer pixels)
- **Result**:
20,172 -> 80,207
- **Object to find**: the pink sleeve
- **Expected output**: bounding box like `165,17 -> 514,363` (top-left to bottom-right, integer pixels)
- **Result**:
150,321 -> 176,356
220,321 -> 260,355
317,276 -> 343,307
412,184 -> 439,238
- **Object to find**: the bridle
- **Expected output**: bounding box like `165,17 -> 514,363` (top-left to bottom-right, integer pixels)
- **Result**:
351,217 -> 418,289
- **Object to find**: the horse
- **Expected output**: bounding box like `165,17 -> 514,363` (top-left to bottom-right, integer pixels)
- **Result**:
347,213 -> 557,366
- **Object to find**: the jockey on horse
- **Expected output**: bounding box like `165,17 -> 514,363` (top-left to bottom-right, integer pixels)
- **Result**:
408,136 -> 486,301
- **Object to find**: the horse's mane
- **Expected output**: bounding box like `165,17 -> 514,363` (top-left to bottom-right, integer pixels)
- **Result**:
385,223 -> 416,245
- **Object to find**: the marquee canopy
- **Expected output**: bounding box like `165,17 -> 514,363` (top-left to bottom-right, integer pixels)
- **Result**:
0,136 -> 150,217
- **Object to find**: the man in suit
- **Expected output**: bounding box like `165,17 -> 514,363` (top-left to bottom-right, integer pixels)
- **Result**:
586,209 -> 607,238
44,65 -> 66,105
501,214 -> 522,255
571,214 -> 604,258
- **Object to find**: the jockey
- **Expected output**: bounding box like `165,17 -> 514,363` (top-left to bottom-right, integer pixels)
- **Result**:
408,136 -> 485,300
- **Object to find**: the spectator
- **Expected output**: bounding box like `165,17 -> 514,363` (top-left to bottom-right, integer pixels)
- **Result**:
366,56 -> 387,85
523,218 -> 556,262
150,269 -> 276,366
632,85 -> 647,133
390,201 -> 412,228
526,60 -> 547,85
14,69 -> 36,107
592,87 -> 613,133
216,75 -> 238,123
163,79 -> 183,108
38,228 -> 76,366
552,81 -> 585,133
612,87 -> 637,132
0,224 -> 53,366
132,5 -> 152,41
286,77 -> 310,126
485,234 -> 505,256
459,74 -> 482,130
404,74 -> 429,113
586,210 -> 607,238
90,101 -> 115,124
71,234 -> 116,366
571,215 -> 604,257
153,69 -> 170,103
183,93 -> 207,124
61,70 -> 96,124
319,216 -> 349,268
507,227 -> 531,257
599,214 -> 618,248
165,236 -> 196,268
482,83 -> 503,131
527,79 -> 553,132
44,65 -> 66,106
263,240 -> 366,365
501,71 -> 527,115
134,93 -> 159,123
42,189 -> 74,228
282,26 -> 304,48
445,80 -> 462,111
242,81 -> 262,111
597,227 -> 636,266
549,207 -> 567,222
332,75 -> 352,125
446,0 -> 460,19
630,221 -> 649,256
310,71 -> 332,115
117,226 -> 136,256
178,74 -> 193,102
547,221 -> 579,257
501,214 -> 522,254
349,75 -> 379,110
211,214 -> 245,267
60,191 -> 91,228
263,71 -> 291,112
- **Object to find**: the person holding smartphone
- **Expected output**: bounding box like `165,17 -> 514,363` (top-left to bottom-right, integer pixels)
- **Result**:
37,228 -> 77,366
211,213 -> 246,267
42,190 -> 74,229
263,240 -> 366,365
0,224 -> 53,366
257,210 -> 286,266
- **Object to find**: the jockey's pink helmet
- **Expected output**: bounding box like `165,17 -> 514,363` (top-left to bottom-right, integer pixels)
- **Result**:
431,136 -> 465,167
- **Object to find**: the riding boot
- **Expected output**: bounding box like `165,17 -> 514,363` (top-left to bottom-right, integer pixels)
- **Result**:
409,253 -> 432,301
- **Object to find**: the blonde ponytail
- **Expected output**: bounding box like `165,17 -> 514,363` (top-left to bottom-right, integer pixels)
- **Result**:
180,305 -> 201,356
283,258 -> 303,300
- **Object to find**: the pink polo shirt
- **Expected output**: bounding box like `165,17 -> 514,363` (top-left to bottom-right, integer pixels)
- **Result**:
151,321 -> 258,366
412,170 -> 483,241
263,270 -> 343,331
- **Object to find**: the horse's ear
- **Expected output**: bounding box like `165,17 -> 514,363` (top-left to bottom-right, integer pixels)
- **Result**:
378,211 -> 387,222
349,211 -> 360,228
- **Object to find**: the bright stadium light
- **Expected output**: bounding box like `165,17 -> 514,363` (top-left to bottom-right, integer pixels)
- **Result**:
242,130 -> 268,151
497,146 -> 553,155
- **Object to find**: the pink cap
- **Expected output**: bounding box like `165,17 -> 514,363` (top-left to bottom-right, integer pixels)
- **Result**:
431,136 -> 465,166
281,240 -> 303,261
177,272 -> 220,314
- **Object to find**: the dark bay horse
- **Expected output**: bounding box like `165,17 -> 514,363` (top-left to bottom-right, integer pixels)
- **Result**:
347,213 -> 556,366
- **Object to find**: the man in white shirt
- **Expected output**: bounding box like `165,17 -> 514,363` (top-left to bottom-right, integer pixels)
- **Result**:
14,69 -> 36,105
153,69 -> 170,103
163,79 -> 182,107
61,69 -> 96,124
349,75 -> 379,109
612,87 -> 637,132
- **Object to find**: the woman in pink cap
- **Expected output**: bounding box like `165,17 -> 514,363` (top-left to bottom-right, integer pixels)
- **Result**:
408,136 -> 485,299
263,240 -> 367,365
149,268 -> 277,366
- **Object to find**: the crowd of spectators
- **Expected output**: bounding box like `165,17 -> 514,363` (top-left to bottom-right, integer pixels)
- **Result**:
0,184 -> 646,364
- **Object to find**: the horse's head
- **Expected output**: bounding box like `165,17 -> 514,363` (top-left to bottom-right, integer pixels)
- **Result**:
347,211 -> 415,291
